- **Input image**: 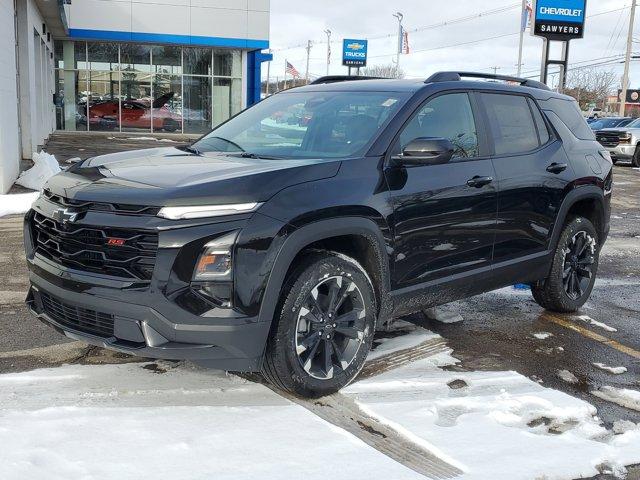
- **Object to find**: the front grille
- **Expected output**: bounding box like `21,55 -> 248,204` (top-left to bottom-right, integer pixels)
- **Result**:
40,291 -> 114,338
43,190 -> 160,216
31,212 -> 158,280
596,132 -> 622,148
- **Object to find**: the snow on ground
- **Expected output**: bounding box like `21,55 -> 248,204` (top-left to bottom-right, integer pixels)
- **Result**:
557,369 -> 580,384
533,332 -> 553,340
0,192 -> 39,218
344,352 -> 640,480
0,362 -> 422,480
576,315 -> 618,332
591,387 -> 640,412
368,320 -> 440,361
593,363 -> 628,375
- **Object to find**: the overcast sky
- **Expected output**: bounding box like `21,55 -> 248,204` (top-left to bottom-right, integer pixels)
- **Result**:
266,0 -> 639,89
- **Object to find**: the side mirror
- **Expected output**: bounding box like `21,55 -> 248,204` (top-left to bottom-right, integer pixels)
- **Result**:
392,137 -> 455,166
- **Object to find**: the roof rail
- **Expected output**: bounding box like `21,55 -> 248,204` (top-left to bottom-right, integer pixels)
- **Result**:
425,71 -> 551,91
309,75 -> 383,85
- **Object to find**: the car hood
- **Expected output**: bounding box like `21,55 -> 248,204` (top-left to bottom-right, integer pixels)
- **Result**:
45,147 -> 341,206
598,127 -> 640,133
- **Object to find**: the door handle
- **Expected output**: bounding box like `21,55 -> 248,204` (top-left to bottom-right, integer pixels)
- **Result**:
546,162 -> 568,174
466,176 -> 494,188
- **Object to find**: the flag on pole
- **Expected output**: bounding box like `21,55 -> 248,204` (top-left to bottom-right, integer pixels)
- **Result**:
402,30 -> 410,54
286,61 -> 301,78
521,0 -> 533,32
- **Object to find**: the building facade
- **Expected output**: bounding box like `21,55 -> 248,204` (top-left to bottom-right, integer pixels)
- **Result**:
0,0 -> 270,193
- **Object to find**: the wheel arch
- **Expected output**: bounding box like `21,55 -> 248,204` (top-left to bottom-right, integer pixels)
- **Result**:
257,218 -> 393,330
550,186 -> 606,250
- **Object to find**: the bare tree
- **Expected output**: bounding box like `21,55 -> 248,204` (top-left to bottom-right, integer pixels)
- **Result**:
361,64 -> 406,79
564,69 -> 618,112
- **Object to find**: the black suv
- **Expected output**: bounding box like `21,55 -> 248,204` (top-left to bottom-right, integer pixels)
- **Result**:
24,72 -> 612,397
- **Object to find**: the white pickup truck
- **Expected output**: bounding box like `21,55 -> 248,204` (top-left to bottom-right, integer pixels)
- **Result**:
595,118 -> 640,166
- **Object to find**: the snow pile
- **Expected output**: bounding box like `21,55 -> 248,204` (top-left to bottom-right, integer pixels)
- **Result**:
15,151 -> 61,191
0,363 -> 422,480
344,355 -> 640,480
423,305 -> 464,324
368,321 -> 440,361
593,363 -> 628,375
557,369 -> 579,384
533,332 -> 553,340
591,386 -> 640,412
0,192 -> 39,218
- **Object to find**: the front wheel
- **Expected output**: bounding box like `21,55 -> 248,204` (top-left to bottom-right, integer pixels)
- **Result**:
532,216 -> 599,313
633,148 -> 640,168
262,251 -> 376,397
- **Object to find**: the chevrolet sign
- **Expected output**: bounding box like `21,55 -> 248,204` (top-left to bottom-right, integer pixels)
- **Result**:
532,0 -> 587,40
342,39 -> 368,67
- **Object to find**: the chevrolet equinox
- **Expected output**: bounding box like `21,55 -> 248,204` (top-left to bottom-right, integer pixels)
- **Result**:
24,72 -> 612,397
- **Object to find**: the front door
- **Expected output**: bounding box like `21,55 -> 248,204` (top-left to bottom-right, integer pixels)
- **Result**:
385,92 -> 498,289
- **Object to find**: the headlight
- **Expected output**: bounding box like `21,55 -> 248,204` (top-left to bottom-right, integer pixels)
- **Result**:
158,203 -> 261,220
192,231 -> 238,281
619,132 -> 632,144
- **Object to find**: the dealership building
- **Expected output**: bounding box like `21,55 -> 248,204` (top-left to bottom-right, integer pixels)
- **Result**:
0,0 -> 270,193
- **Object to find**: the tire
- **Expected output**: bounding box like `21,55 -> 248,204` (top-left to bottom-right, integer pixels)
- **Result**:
633,148 -> 640,168
262,251 -> 376,398
163,119 -> 179,132
611,158 -> 618,165
531,216 -> 599,313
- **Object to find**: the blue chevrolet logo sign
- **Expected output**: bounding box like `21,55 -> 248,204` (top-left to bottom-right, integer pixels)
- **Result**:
342,39 -> 368,67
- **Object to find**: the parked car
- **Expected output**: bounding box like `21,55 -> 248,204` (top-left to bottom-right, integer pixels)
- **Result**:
589,117 -> 634,131
596,117 -> 640,166
25,72 -> 612,397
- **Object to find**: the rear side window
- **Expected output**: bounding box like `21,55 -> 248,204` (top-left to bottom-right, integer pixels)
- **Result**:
481,93 -> 539,155
539,98 -> 595,140
528,99 -> 550,145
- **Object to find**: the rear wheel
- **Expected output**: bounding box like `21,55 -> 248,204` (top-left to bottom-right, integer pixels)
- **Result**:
532,216 -> 599,313
262,251 -> 376,397
163,118 -> 179,132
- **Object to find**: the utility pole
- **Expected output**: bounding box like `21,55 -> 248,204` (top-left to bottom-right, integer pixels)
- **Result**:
324,29 -> 331,76
491,66 -> 501,75
305,40 -> 313,84
517,0 -> 527,77
393,12 -> 403,78
620,0 -> 637,116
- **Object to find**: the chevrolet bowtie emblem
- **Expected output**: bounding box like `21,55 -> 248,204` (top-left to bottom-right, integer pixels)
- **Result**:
52,208 -> 79,225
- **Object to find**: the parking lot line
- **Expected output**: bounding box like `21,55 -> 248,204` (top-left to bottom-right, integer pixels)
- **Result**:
541,313 -> 640,360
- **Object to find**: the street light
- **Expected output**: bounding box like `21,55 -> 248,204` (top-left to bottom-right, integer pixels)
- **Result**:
393,12 -> 404,78
324,29 -> 332,76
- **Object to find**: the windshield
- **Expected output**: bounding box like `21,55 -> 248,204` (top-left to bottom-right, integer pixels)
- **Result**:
589,118 -> 629,130
192,91 -> 409,159
625,118 -> 640,128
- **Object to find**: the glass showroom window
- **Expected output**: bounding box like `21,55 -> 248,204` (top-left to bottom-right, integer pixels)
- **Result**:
54,42 -> 244,134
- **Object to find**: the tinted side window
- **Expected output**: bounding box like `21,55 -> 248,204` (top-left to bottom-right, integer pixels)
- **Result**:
399,93 -> 479,159
539,98 -> 595,140
481,93 -> 539,156
528,99 -> 550,145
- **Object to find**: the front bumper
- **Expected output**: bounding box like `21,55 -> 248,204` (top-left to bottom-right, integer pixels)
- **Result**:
26,268 -> 270,371
605,144 -> 635,159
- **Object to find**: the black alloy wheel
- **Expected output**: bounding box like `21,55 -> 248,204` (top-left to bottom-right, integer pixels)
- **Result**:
562,231 -> 596,300
295,276 -> 366,380
262,251 -> 376,397
531,216 -> 599,313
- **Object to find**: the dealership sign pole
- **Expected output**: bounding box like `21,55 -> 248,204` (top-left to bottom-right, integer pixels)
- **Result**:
532,0 -> 586,91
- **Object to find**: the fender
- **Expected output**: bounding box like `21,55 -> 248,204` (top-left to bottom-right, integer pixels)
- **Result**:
549,185 -> 606,250
256,217 -> 393,328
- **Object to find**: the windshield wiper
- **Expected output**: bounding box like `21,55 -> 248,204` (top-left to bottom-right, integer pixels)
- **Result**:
231,152 -> 285,160
205,136 -> 245,152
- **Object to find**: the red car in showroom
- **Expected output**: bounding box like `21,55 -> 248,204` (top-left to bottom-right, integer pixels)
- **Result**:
88,92 -> 181,131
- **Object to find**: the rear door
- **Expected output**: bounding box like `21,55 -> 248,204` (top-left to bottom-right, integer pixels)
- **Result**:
385,91 -> 498,289
479,92 -> 573,264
